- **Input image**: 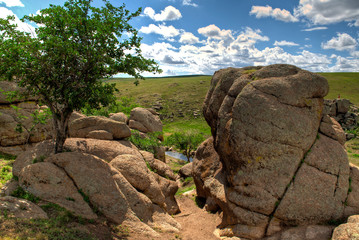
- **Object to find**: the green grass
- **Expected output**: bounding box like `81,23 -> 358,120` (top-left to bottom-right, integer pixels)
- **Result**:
0,152 -> 16,189
318,72 -> 359,105
346,139 -> 359,166
108,73 -> 359,136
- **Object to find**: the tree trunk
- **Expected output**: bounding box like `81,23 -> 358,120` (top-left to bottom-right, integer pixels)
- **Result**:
52,110 -> 72,154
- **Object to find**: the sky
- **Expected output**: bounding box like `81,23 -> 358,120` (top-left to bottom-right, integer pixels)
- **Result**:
1,0 -> 359,76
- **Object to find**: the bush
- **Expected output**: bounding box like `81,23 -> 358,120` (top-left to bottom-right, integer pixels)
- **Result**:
165,132 -> 204,161
128,130 -> 163,154
81,96 -> 141,117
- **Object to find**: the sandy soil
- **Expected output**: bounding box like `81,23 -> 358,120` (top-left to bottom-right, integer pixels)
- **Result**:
127,193 -> 222,240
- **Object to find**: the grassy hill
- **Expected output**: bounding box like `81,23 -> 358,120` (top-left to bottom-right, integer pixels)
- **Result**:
108,72 -> 359,137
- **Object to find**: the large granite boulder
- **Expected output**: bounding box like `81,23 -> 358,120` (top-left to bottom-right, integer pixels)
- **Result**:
198,64 -> 351,239
129,107 -> 163,134
69,116 -> 131,140
12,138 -> 181,237
0,196 -> 48,219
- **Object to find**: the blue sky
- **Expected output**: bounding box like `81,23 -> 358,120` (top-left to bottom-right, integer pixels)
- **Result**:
1,0 -> 359,76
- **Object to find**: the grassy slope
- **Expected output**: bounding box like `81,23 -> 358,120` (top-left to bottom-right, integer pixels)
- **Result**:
319,72 -> 359,105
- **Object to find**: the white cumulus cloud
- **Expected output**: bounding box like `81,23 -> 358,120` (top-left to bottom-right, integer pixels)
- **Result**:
179,32 -> 199,45
0,7 -> 35,34
274,40 -> 300,47
183,0 -> 198,7
250,5 -> 299,22
321,33 -> 357,51
0,0 -> 24,7
143,6 -> 182,21
139,24 -> 180,39
295,0 -> 359,25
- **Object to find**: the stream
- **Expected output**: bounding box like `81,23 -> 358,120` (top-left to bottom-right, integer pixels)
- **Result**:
165,151 -> 193,162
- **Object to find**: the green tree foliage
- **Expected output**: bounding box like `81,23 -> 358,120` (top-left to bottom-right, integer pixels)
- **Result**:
0,0 -> 160,153
165,132 -> 204,161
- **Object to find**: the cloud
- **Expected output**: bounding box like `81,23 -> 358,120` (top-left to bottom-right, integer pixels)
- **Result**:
0,0 -> 24,7
179,32 -> 199,45
302,26 -> 328,31
139,24 -> 180,39
163,55 -> 186,64
143,6 -> 182,21
183,0 -> 198,7
250,5 -> 299,22
295,0 -> 359,25
198,24 -> 234,47
321,33 -> 357,51
274,40 -> 299,47
0,7 -> 35,34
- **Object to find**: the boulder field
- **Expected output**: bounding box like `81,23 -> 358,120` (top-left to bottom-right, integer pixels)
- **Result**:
194,64 -> 359,239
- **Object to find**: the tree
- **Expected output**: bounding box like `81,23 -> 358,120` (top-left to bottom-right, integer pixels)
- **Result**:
165,132 -> 204,161
0,0 -> 161,153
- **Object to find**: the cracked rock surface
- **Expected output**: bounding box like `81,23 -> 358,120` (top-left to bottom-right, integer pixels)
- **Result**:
197,64 -> 352,239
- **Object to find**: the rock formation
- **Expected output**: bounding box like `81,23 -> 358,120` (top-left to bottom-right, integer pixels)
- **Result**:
195,64 -> 353,239
11,138 -> 181,237
129,107 -> 163,134
0,81 -> 52,155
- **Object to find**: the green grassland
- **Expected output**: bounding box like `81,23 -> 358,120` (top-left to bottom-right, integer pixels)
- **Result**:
319,72 -> 359,105
109,72 -> 359,137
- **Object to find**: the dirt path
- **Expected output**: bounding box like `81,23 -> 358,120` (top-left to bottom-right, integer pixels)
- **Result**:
173,194 -> 221,240
127,193 -> 221,240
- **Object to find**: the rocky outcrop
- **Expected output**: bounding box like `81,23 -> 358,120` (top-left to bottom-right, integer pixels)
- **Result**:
198,64 -> 352,239
109,112 -> 128,123
12,139 -> 181,236
69,116 -> 131,140
0,81 -> 52,154
140,150 -> 176,180
179,162 -> 193,178
0,196 -> 48,219
324,99 -> 358,139
332,215 -> 359,240
129,107 -> 163,134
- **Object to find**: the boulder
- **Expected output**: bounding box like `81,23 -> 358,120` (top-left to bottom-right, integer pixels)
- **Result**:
192,137 -> 222,199
344,164 -> 359,217
109,112 -> 128,123
0,104 -> 52,147
109,154 -> 166,207
140,150 -> 176,180
262,225 -> 334,240
200,64 -> 350,239
0,81 -> 37,104
153,173 -> 180,215
64,138 -> 142,162
12,139 -> 55,177
44,152 -> 180,236
0,179 -> 19,197
337,99 -> 351,114
332,221 -> 359,240
69,116 -> 130,140
86,130 -> 113,140
19,162 -> 97,219
179,162 -> 193,178
319,115 -> 346,145
129,107 -> 162,133
0,196 -> 48,219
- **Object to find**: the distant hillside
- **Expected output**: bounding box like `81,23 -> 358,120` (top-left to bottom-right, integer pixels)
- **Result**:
318,72 -> 359,105
108,72 -> 359,136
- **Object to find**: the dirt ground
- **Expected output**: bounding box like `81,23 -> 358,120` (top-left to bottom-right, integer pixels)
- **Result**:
127,193 -> 222,240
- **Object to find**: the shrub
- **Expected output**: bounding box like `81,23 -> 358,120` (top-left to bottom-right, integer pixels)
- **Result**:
128,130 -> 162,154
165,132 -> 205,161
81,96 -> 141,117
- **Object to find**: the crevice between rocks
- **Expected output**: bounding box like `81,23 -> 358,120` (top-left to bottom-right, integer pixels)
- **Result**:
264,137 -> 318,236
51,161 -> 100,216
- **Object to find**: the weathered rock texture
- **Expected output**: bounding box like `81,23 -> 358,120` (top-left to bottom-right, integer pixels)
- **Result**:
0,196 -> 48,219
197,64 -> 352,239
69,116 -> 131,140
13,138 -> 181,237
129,107 -> 163,134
